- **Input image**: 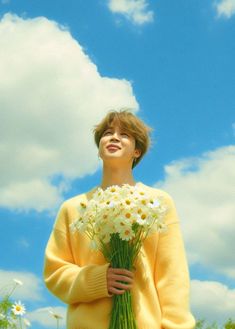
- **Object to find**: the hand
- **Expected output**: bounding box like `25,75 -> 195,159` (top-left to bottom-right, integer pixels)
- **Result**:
107,267 -> 134,295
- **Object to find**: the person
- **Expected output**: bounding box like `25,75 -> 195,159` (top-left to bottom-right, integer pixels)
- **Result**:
43,109 -> 196,329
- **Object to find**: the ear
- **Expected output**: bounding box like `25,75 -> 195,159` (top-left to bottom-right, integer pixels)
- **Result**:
134,149 -> 141,159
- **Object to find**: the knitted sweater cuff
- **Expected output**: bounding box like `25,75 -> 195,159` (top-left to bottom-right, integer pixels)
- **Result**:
85,263 -> 113,300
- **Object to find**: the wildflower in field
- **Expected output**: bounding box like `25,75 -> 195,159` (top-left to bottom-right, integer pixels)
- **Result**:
48,308 -> 63,329
13,279 -> 23,286
49,308 -> 63,319
12,300 -> 26,316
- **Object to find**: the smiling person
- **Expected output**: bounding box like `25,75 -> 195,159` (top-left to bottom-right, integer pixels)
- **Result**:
43,109 -> 196,329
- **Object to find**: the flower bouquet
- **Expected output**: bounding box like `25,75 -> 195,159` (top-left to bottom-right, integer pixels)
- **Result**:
70,183 -> 168,329
0,279 -> 31,329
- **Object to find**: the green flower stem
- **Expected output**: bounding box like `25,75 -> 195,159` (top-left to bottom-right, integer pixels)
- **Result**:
4,283 -> 17,301
106,234 -> 138,329
19,316 -> 23,329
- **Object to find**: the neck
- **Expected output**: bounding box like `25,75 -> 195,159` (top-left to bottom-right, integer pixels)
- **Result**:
100,164 -> 137,189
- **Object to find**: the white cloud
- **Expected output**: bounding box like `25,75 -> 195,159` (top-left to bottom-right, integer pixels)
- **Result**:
0,13 -> 138,212
215,0 -> 235,18
107,0 -> 154,25
0,269 -> 43,301
191,280 -> 235,325
27,306 -> 66,328
0,179 -> 64,212
155,145 -> 235,278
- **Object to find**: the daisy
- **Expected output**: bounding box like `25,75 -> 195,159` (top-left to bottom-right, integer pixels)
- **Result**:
12,301 -> 26,316
121,197 -> 134,209
49,309 -> 63,320
13,279 -> 23,286
126,209 -> 139,224
148,198 -> 160,209
136,209 -> 150,226
119,226 -> 135,241
114,216 -> 130,232
78,201 -> 87,213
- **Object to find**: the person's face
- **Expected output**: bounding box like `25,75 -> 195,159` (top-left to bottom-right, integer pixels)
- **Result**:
98,122 -> 141,167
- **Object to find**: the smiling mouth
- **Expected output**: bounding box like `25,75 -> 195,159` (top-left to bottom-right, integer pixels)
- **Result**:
107,147 -> 120,151
107,145 -> 121,150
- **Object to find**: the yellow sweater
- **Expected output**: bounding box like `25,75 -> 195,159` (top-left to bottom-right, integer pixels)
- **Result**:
43,182 -> 196,329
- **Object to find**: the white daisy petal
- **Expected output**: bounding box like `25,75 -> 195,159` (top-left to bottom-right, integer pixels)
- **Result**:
13,278 -> 23,286
12,301 -> 26,316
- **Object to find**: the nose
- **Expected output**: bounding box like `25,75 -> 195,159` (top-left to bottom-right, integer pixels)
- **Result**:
110,131 -> 120,140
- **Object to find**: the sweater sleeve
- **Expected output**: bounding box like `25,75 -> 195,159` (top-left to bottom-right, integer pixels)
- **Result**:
43,202 -> 112,304
155,192 -> 196,329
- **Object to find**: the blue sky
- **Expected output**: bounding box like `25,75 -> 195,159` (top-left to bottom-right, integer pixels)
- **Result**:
0,0 -> 235,327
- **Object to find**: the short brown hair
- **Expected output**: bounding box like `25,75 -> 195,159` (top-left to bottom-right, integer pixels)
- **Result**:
92,109 -> 154,169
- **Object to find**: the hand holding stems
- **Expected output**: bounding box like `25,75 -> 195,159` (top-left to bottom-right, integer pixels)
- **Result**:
107,267 -> 134,295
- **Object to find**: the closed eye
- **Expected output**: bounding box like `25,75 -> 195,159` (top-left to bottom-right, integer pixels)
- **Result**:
102,129 -> 129,137
103,130 -> 114,137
